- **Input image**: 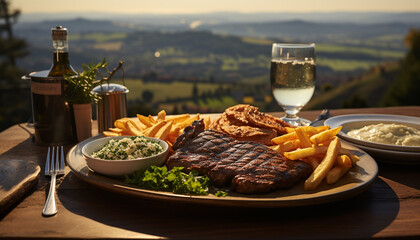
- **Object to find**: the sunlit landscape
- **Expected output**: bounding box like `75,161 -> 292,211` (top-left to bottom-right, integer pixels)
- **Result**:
1,0 -> 420,130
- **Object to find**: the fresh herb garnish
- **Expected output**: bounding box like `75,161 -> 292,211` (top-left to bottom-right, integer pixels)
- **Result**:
215,191 -> 228,197
125,166 -> 210,195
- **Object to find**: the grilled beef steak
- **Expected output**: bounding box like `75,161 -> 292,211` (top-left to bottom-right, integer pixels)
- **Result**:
167,120 -> 312,194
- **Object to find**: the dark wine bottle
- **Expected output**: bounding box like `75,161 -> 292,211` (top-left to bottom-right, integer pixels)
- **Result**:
48,26 -> 77,77
30,26 -> 77,145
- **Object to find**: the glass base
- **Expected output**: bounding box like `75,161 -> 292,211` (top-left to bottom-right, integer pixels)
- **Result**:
280,116 -> 311,127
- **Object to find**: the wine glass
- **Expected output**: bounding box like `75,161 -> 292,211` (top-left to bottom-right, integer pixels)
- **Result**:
270,43 -> 316,126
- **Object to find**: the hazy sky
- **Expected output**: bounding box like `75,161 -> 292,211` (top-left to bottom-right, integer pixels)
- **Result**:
13,0 -> 420,14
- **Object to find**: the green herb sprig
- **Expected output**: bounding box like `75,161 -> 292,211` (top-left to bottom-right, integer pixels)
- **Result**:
125,166 -> 210,195
64,59 -> 125,104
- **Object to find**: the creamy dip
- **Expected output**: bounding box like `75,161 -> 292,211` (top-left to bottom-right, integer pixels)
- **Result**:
347,123 -> 420,146
92,136 -> 163,160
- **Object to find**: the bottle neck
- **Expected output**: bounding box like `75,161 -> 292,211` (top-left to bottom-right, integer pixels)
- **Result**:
48,39 -> 76,77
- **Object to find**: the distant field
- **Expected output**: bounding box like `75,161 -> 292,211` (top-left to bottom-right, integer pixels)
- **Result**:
123,78 -> 232,102
317,58 -> 379,71
70,32 -> 127,42
189,96 -> 238,112
240,37 -> 272,45
316,43 -> 405,58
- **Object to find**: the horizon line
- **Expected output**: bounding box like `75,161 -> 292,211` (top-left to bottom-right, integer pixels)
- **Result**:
21,10 -> 420,15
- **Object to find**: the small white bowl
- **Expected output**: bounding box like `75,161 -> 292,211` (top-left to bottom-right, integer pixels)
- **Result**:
82,136 -> 169,177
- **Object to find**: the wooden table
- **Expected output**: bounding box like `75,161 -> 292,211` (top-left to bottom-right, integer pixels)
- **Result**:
1,107 -> 419,239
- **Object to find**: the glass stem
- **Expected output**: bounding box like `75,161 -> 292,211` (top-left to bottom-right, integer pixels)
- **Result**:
285,113 -> 298,119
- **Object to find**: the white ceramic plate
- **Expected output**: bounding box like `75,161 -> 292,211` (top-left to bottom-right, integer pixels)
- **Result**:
342,139 -> 420,165
66,135 -> 378,208
324,114 -> 420,153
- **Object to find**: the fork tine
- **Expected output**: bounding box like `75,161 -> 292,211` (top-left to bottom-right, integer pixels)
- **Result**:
60,146 -> 65,174
55,146 -> 60,172
45,147 -> 51,175
51,146 -> 55,173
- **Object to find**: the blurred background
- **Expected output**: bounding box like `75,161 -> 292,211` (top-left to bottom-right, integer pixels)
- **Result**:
1,0 -> 420,131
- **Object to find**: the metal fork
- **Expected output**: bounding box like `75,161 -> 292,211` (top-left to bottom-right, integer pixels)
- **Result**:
42,146 -> 65,216
310,109 -> 330,126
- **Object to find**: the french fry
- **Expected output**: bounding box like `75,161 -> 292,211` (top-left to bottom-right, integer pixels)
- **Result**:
294,127 -> 321,170
271,132 -> 298,145
318,138 -> 334,147
109,128 -> 124,134
147,115 -> 155,124
339,149 -> 361,165
276,126 -> 330,144
114,118 -> 129,131
175,113 -> 200,129
336,155 -> 352,168
295,127 -> 312,147
165,114 -> 190,124
156,110 -> 166,122
308,158 -> 320,170
167,142 -> 175,155
284,125 -> 328,135
298,126 -> 318,136
304,137 -> 341,191
126,120 -> 144,136
203,116 -> 211,130
128,118 -> 146,131
135,118 -> 148,130
315,125 -> 330,133
154,121 -> 173,140
143,120 -> 167,137
167,134 -> 178,145
166,140 -> 173,149
170,125 -> 181,136
281,140 -> 300,152
270,145 -> 281,151
348,154 -> 360,165
291,139 -> 302,149
285,127 -> 296,133
103,131 -> 120,137
283,146 -> 328,160
326,165 -> 351,184
309,126 -> 342,145
137,114 -> 153,127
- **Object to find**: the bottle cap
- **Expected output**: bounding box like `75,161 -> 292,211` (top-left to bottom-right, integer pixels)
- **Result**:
51,26 -> 67,40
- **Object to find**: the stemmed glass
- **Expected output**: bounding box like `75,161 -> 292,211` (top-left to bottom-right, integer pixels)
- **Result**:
270,43 -> 316,126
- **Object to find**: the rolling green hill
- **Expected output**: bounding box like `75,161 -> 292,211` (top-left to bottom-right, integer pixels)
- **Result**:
306,62 -> 401,109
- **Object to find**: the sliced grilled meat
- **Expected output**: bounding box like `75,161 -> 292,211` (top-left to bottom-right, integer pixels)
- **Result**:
167,120 -> 312,194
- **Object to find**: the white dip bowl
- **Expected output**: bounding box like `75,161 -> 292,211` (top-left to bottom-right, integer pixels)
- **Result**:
82,136 -> 169,177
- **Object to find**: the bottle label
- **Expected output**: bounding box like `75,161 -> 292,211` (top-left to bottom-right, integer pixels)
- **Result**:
31,81 -> 62,95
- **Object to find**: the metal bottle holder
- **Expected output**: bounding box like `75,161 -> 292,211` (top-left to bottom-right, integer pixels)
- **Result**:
23,70 -> 77,145
92,83 -> 129,134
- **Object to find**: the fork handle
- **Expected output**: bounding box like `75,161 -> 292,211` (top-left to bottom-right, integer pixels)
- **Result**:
42,173 -> 57,216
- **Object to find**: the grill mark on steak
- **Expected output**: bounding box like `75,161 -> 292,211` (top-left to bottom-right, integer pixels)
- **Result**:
208,142 -> 266,186
167,120 -> 312,194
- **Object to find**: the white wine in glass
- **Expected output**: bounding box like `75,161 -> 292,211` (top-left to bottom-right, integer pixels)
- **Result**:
270,43 -> 316,126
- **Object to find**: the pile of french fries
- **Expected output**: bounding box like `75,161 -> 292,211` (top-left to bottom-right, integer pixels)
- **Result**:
270,125 -> 360,191
103,110 -> 211,153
